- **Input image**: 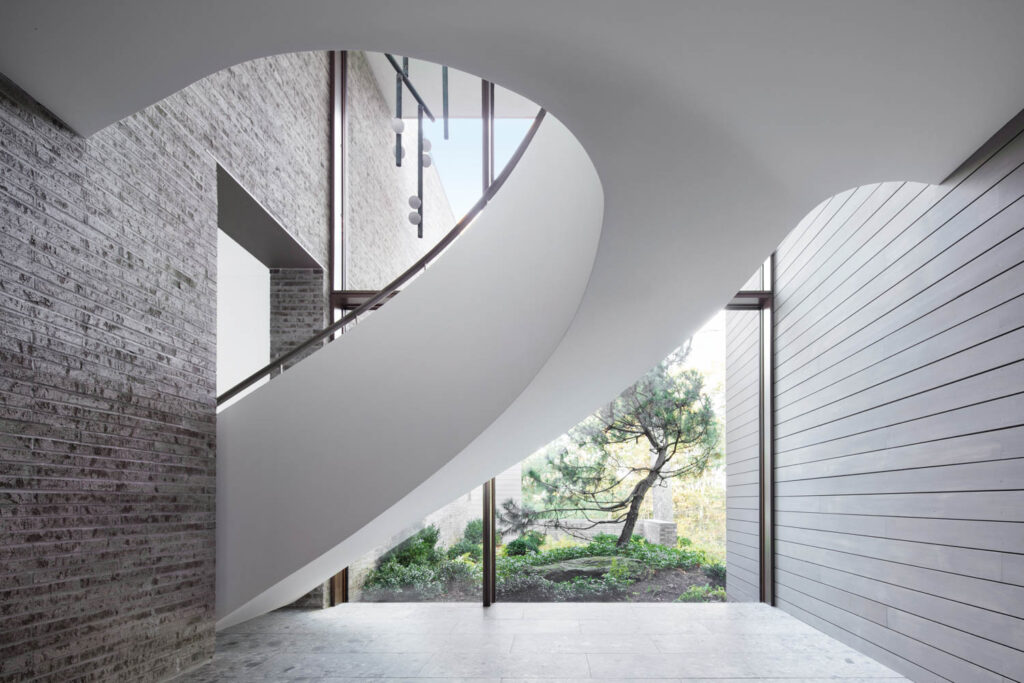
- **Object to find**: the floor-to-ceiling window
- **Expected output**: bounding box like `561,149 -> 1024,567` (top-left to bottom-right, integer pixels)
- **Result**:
487,314 -> 729,603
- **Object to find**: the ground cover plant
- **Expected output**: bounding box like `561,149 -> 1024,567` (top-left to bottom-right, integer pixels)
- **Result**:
362,524 -> 726,602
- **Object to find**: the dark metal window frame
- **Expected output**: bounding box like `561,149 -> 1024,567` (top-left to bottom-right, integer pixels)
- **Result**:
327,50 -> 350,605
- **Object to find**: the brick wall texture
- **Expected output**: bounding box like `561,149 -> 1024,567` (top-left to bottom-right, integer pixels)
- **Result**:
270,268 -> 327,367
0,50 -> 329,682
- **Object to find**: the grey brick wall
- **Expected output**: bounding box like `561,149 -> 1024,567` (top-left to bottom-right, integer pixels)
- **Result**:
270,268 -> 327,367
0,49 -> 328,682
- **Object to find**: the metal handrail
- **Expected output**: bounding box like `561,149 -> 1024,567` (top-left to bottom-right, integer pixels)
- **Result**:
217,107 -> 547,406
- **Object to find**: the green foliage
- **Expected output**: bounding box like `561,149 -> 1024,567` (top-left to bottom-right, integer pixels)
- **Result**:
462,518 -> 484,544
379,525 -> 441,568
677,536 -> 692,547
495,534 -> 709,600
673,465 -> 726,559
437,555 -> 483,586
703,561 -> 726,585
504,531 -> 546,556
446,539 -> 483,561
363,513 -> 722,603
500,345 -> 721,546
505,538 -> 534,556
675,583 -> 727,602
607,557 -> 641,583
364,559 -> 444,598
502,534 -> 704,574
363,555 -> 481,599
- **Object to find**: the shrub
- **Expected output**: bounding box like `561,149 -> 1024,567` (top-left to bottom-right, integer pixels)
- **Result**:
462,518 -> 484,544
363,559 -> 443,597
364,554 -> 483,599
496,566 -> 553,598
675,583 -> 727,602
704,561 -> 726,585
505,531 -> 545,556
607,557 -> 640,583
436,556 -> 482,588
505,538 -> 534,556
380,525 -> 441,567
677,537 -> 693,547
446,539 -> 483,562
495,532 -> 721,602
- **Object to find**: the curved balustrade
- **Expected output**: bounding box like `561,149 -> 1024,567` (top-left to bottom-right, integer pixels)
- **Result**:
217,107 -> 546,406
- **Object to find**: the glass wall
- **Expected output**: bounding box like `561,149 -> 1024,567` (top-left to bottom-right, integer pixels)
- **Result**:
493,313 -> 729,603
348,486 -> 484,602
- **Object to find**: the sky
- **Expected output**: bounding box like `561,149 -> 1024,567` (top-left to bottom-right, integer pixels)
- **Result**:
421,117 -> 533,218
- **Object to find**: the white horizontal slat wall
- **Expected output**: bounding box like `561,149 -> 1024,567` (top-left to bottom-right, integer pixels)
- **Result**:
772,117 -> 1024,682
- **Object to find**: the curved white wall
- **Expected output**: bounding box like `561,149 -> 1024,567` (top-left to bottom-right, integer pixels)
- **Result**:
216,115 -> 603,627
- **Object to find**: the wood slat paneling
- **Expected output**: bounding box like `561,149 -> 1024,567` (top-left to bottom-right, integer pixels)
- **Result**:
772,116 -> 1024,681
726,306 -> 761,602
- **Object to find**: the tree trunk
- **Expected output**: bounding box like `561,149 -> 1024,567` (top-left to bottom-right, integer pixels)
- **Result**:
616,447 -> 667,547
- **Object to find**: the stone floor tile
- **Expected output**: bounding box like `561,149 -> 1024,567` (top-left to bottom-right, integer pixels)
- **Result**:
258,651 -> 432,678
450,618 -> 581,634
418,651 -> 591,678
586,652 -> 756,679
511,632 -> 657,654
174,603 -> 907,681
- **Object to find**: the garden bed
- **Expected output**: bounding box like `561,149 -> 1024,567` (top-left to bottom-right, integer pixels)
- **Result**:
360,524 -> 726,603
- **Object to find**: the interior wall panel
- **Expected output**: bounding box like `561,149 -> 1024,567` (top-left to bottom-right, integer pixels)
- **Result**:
772,117 -> 1024,682
725,307 -> 761,602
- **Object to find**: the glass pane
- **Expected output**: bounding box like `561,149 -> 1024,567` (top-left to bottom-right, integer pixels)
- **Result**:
350,487 -> 483,602
495,312 -> 729,602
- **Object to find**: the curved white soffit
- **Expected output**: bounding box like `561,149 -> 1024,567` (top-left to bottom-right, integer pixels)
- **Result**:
216,115 -> 604,627
3,3 -> 1023,415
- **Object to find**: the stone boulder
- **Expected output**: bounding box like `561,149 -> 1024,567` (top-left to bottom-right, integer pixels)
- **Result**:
535,556 -> 650,582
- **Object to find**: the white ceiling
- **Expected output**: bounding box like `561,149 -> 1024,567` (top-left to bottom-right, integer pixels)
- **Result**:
364,52 -> 537,119
2,0 -> 1023,463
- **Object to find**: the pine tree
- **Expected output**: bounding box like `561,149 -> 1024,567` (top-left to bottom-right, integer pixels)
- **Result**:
500,343 -> 720,548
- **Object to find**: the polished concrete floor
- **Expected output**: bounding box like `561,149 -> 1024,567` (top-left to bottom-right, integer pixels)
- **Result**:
174,602 -> 906,681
